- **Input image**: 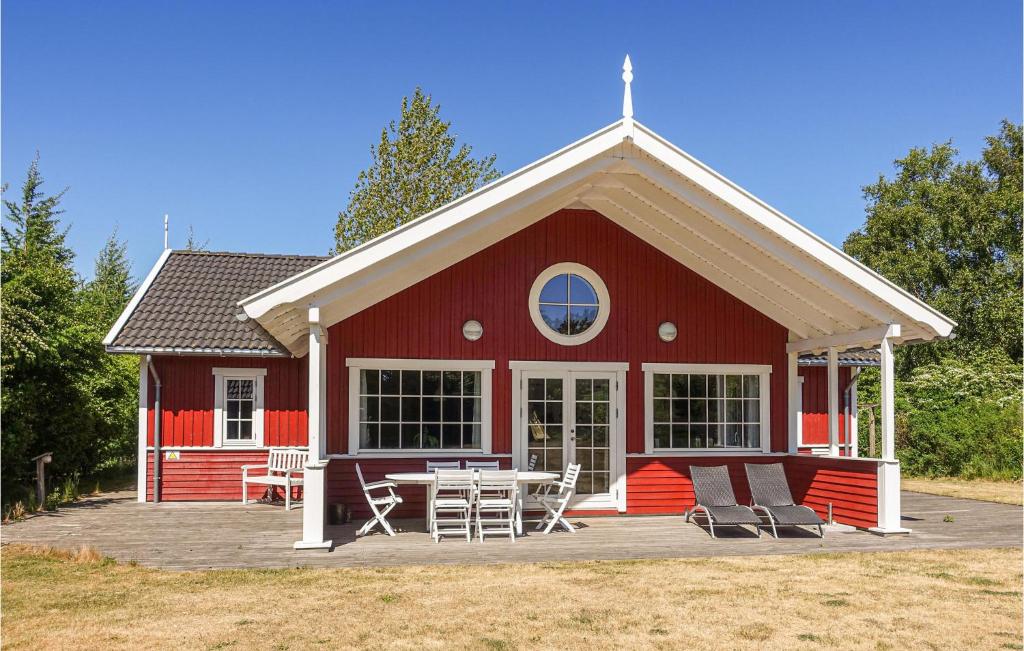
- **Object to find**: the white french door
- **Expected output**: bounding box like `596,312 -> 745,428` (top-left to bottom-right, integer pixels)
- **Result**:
518,369 -> 622,510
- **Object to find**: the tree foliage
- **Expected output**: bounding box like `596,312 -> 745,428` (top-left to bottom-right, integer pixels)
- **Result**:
844,120 -> 1023,370
1,159 -> 137,500
334,88 -> 500,252
847,122 -> 1024,479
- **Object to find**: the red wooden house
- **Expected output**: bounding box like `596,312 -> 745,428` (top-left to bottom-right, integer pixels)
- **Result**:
106,63 -> 953,549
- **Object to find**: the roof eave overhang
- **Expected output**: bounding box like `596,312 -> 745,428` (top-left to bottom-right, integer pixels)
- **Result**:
105,345 -> 290,357
241,118 -> 956,357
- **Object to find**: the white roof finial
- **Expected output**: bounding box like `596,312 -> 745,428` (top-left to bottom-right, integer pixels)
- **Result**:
622,54 -> 634,119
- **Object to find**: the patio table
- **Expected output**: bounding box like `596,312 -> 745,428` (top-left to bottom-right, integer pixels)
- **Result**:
385,470 -> 559,535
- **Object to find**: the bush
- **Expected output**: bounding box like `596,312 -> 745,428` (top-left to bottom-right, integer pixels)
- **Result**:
859,351 -> 1023,480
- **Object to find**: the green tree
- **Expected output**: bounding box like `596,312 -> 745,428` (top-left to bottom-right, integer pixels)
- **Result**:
843,121 -> 1023,371
1,157 -> 103,497
78,231 -> 140,464
334,88 -> 501,252
80,230 -> 135,326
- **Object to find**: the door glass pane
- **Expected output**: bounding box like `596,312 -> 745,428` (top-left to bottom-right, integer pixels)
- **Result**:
527,376 -> 565,473
573,375 -> 612,497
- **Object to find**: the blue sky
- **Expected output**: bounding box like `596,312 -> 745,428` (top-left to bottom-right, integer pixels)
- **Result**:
3,1 -> 1021,280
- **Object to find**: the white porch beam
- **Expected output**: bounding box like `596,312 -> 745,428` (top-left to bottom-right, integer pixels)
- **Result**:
827,347 -> 840,457
295,306 -> 332,550
787,324 -> 901,355
787,351 -> 799,453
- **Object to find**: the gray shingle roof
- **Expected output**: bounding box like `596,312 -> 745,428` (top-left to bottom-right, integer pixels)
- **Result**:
798,349 -> 881,367
108,251 -> 328,355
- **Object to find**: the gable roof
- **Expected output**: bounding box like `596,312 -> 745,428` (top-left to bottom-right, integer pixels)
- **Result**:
105,250 -> 328,355
239,118 -> 955,356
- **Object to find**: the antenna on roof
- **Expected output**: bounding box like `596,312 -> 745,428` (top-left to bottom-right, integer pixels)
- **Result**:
163,214 -> 169,250
622,55 -> 634,120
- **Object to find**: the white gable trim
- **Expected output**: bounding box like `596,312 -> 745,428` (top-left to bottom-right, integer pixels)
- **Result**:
239,119 -> 955,356
103,248 -> 173,346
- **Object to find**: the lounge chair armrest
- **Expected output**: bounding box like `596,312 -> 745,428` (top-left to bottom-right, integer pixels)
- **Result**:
241,464 -> 270,471
364,480 -> 398,491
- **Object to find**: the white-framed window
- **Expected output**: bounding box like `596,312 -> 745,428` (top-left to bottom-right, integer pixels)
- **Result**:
528,262 -> 610,346
212,367 -> 266,447
346,359 -> 494,455
642,363 -> 771,454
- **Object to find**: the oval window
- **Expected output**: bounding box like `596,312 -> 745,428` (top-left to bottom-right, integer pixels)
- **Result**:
529,263 -> 609,346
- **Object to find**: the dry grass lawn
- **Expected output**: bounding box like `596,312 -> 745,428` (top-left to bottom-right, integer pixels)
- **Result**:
1,544 -> 1021,650
903,477 -> 1023,506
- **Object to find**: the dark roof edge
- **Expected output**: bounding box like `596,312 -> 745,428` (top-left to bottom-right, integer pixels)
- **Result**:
105,345 -> 291,357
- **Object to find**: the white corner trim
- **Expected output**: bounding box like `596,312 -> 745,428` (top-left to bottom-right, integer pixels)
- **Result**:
137,357 -> 148,503
212,370 -> 266,448
103,248 -> 173,346
527,262 -> 611,346
345,358 -> 496,370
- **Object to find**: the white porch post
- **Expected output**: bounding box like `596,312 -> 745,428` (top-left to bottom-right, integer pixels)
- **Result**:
849,367 -> 860,458
787,351 -> 800,453
294,306 -> 333,550
827,346 -> 840,457
137,357 -> 149,503
872,325 -> 910,534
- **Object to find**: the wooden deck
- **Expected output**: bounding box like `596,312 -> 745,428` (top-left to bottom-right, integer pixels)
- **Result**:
2,490 -> 1020,570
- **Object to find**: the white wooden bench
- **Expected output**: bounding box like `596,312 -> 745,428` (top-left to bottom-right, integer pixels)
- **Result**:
241,448 -> 308,510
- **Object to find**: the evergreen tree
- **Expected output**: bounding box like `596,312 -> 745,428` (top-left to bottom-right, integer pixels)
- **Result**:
334,88 -> 500,252
80,230 -> 135,325
1,158 -> 102,498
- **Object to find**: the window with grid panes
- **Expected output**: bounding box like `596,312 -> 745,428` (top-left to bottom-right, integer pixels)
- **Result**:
224,378 -> 256,443
651,372 -> 762,449
358,369 -> 483,450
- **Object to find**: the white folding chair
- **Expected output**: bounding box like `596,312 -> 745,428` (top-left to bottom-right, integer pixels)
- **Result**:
475,470 -> 518,542
464,460 -> 500,470
355,463 -> 403,537
536,463 -> 581,534
431,469 -> 475,543
426,461 -> 461,472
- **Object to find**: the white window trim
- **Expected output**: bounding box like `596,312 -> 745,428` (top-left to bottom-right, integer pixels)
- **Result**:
528,262 -> 610,346
642,363 -> 772,454
212,367 -> 266,448
346,358 -> 494,456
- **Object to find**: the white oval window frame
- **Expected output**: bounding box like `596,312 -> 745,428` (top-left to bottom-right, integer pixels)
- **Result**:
528,262 -> 610,346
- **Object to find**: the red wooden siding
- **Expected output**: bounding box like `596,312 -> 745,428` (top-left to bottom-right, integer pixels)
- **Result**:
625,455 -> 879,528
145,356 -> 308,448
799,366 -> 851,448
327,209 -> 788,455
327,457 -> 511,519
785,455 -> 879,529
145,450 -> 302,502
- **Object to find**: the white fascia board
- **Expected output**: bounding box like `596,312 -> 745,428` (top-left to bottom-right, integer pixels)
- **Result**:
630,123 -> 956,339
239,120 -> 629,320
103,248 -> 173,346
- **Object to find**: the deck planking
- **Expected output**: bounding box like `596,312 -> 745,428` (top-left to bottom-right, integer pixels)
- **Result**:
2,490 -> 1020,570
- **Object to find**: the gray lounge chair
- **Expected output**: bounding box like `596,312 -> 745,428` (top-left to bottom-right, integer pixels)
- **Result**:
685,465 -> 761,538
744,463 -> 825,538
